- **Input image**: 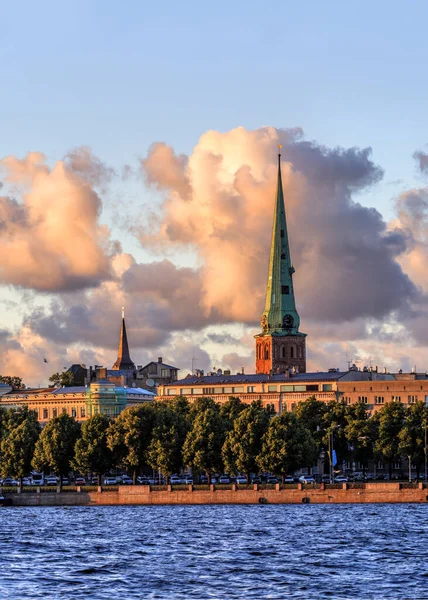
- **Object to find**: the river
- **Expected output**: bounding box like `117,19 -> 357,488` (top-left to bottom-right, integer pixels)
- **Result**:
0,504 -> 427,599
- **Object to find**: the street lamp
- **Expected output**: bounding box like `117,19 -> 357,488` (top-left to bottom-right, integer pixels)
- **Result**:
424,421 -> 427,483
328,425 -> 340,483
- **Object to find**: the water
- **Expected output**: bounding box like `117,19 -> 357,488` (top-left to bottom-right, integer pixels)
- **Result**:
0,504 -> 427,599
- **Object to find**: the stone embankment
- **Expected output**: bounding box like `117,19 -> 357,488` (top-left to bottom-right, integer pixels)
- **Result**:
3,482 -> 428,506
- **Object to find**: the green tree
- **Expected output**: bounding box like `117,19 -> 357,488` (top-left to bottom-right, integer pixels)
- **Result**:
219,396 -> 245,429
0,407 -> 41,486
222,400 -> 270,480
375,401 -> 406,478
32,413 -> 81,488
323,400 -> 351,472
0,375 -> 24,390
49,371 -> 75,388
73,414 -> 113,485
257,412 -> 317,481
345,402 -> 378,477
183,400 -> 226,482
294,396 -> 328,454
107,404 -> 155,483
146,400 -> 190,479
398,401 -> 428,480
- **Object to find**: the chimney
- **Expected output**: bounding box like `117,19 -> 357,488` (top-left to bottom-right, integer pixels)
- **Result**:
99,367 -> 107,379
158,357 -> 162,364
241,367 -> 245,374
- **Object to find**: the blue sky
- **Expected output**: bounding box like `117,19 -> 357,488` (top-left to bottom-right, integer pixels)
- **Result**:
1,0 -> 428,383
2,0 -> 427,219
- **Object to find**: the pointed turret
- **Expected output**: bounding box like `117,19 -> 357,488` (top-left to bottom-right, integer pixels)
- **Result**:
112,307 -> 136,371
260,148 -> 302,334
255,146 -> 306,374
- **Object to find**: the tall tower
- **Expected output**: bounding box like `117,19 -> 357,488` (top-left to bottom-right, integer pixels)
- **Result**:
255,146 -> 306,374
112,308 -> 136,371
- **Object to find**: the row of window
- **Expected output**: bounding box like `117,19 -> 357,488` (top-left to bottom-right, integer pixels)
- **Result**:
39,406 -> 84,420
169,383 -> 333,396
358,395 -> 419,405
256,344 -> 304,361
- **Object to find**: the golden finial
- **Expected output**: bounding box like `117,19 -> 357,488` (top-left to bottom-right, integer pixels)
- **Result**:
121,306 -> 125,319
278,144 -> 282,150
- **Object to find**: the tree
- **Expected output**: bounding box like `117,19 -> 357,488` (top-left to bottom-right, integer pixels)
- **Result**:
73,414 -> 113,485
49,371 -> 75,388
257,412 -> 317,481
107,404 -> 155,483
219,396 -> 245,429
294,396 -> 328,455
222,400 -> 270,480
345,402 -> 378,477
375,401 -> 406,478
398,401 -> 428,479
146,400 -> 190,478
0,375 -> 24,390
32,413 -> 81,488
322,400 -> 351,472
0,407 -> 40,486
183,401 -> 226,482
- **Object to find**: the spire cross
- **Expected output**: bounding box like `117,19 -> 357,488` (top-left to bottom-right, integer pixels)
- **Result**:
122,306 -> 125,319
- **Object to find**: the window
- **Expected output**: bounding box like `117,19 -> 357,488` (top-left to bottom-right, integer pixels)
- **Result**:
281,346 -> 286,359
181,388 -> 192,395
280,230 -> 284,238
392,395 -> 401,402
234,387 -> 244,393
377,461 -> 384,469
161,368 -> 169,377
408,395 -> 418,404
281,285 -> 290,295
374,396 -> 384,405
247,386 -> 255,393
344,396 -> 352,405
80,407 -> 86,418
223,387 -> 233,394
62,407 -> 67,414
52,408 -> 58,417
280,385 -> 293,392
192,388 -> 203,395
43,408 -> 48,419
203,388 -> 215,395
214,388 -> 223,394
290,346 -> 295,358
71,407 -> 77,418
268,385 -> 277,392
264,346 -> 269,360
393,461 -> 401,469
322,384 -> 333,392
167,388 -> 177,396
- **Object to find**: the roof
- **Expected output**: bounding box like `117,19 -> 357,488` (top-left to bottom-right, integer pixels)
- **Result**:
162,371 -> 348,386
51,386 -> 87,395
138,361 -> 179,371
126,387 -> 156,397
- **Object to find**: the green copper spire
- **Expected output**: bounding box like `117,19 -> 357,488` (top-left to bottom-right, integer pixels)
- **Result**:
260,147 -> 303,336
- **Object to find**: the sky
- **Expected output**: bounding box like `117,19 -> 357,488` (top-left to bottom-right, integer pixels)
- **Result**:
1,0 -> 428,386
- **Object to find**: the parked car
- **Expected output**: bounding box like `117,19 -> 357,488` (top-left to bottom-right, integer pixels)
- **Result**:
45,476 -> 58,486
211,477 -> 217,484
251,476 -> 262,484
21,477 -> 32,486
31,473 -> 44,486
75,476 -> 86,486
2,477 -> 18,486
200,475 -> 208,484
236,476 -> 247,484
267,477 -> 279,484
61,477 -> 69,486
283,476 -> 294,484
334,476 -> 348,483
121,475 -> 133,485
184,477 -> 193,484
103,476 -> 117,485
137,476 -> 150,485
299,475 -> 315,484
218,475 -> 230,484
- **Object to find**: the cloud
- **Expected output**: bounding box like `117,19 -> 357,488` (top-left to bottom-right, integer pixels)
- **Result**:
138,126 -> 417,326
414,150 -> 428,175
0,151 -> 116,291
64,146 -> 115,187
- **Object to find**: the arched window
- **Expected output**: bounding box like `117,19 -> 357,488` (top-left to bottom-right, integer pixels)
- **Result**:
281,345 -> 286,359
264,345 -> 270,360
298,346 -> 303,358
290,345 -> 295,358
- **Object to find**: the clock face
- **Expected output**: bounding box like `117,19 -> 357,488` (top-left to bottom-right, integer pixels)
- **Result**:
283,314 -> 294,329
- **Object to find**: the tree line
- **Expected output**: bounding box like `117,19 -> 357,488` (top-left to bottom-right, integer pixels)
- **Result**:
0,396 -> 427,487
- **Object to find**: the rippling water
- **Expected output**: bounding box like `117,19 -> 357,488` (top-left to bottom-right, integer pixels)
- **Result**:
1,504 -> 428,599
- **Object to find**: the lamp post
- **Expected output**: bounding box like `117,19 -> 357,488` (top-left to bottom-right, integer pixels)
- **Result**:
408,455 -> 412,483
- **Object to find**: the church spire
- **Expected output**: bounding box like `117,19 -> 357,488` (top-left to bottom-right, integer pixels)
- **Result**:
112,307 -> 135,371
260,146 -> 302,335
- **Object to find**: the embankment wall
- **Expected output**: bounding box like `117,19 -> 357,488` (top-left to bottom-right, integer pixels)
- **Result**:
4,483 -> 428,506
